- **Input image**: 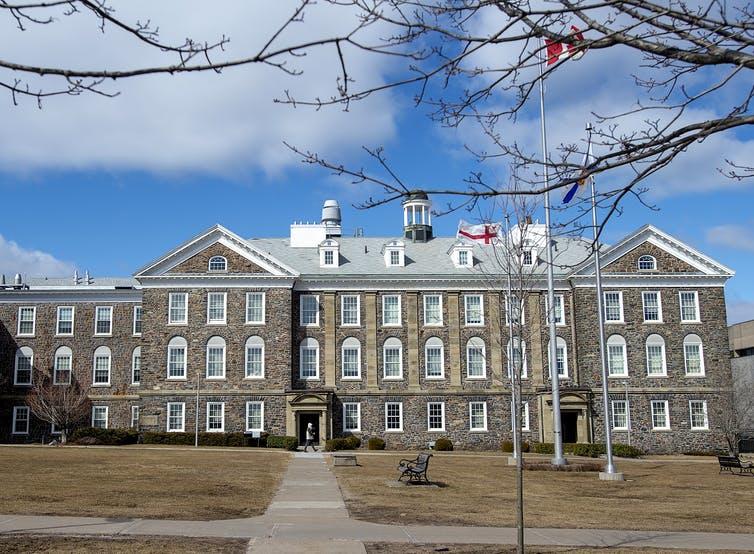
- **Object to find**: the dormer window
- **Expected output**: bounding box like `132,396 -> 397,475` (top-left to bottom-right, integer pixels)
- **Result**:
458,250 -> 469,266
383,240 -> 405,267
390,250 -> 400,266
522,248 -> 533,266
208,256 -> 227,272
319,239 -> 339,268
449,242 -> 473,268
638,255 -> 657,271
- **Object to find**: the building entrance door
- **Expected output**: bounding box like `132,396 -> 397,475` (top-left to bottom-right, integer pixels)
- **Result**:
562,411 -> 579,443
298,412 -> 319,446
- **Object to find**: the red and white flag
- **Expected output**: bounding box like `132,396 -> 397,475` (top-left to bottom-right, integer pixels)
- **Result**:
545,26 -> 586,65
457,221 -> 501,245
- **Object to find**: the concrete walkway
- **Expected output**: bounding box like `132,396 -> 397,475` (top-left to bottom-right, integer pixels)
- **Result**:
1,451 -> 753,552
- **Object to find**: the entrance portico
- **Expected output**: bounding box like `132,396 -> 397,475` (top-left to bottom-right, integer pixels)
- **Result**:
540,391 -> 592,444
286,392 -> 331,447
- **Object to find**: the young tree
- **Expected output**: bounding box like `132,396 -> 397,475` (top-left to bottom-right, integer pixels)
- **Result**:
720,369 -> 754,455
27,369 -> 91,444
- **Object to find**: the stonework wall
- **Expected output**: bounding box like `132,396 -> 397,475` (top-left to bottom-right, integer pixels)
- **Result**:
603,242 -> 698,273
168,243 -> 269,274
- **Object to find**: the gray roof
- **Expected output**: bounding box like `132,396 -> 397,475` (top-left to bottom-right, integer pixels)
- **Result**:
23,277 -> 139,289
249,236 -> 595,278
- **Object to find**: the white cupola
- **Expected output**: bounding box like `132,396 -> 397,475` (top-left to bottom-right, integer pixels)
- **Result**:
402,190 -> 433,242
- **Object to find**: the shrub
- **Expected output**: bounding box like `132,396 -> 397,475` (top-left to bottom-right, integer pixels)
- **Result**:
521,441 -> 530,453
266,435 -> 299,451
345,435 -> 361,449
501,440 -> 514,453
70,427 -> 138,446
368,437 -> 385,450
572,443 -> 605,458
434,437 -> 453,451
325,437 -> 348,452
532,442 -> 554,454
612,443 -> 643,458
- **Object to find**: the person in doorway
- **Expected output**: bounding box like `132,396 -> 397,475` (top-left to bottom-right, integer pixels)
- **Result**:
304,422 -> 317,452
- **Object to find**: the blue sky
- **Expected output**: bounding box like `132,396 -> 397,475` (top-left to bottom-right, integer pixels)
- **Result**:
1,1 -> 752,324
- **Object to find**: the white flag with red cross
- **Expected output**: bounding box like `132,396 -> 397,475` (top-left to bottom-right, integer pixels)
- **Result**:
457,221 -> 502,245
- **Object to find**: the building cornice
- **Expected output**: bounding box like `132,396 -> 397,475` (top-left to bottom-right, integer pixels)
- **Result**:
0,289 -> 142,303
294,275 -> 572,292
137,275 -> 296,289
569,274 -> 729,288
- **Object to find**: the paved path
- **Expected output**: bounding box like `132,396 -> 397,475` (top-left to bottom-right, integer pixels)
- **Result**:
1,451 -> 753,552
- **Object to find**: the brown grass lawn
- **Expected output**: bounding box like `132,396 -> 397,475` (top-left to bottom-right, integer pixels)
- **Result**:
0,446 -> 289,520
364,545 -> 752,554
0,535 -> 247,553
336,454 -> 754,533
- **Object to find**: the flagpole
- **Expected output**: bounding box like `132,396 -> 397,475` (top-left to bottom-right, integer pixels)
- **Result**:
538,36 -> 566,466
587,125 -> 624,481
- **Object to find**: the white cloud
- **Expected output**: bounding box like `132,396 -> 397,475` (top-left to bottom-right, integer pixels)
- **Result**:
0,1 -> 398,176
706,224 -> 754,252
0,235 -> 75,278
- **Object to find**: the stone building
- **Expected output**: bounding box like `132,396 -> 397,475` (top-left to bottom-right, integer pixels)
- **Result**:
0,195 -> 735,453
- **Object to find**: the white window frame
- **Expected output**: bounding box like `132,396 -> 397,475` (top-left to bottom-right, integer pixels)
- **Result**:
168,292 -> 188,325
382,337 -> 403,380
427,402 -> 446,432
205,336 -> 227,379
469,401 -> 487,431
14,347 -> 33,386
341,337 -> 362,380
133,305 -> 143,336
341,295 -> 361,327
424,337 -> 445,379
506,295 -> 525,325
457,248 -> 472,267
603,291 -> 624,323
300,295 -> 320,327
549,336 -> 569,379
94,306 -> 113,336
385,402 -> 403,432
522,248 -> 534,266
611,400 -> 629,430
387,249 -> 402,267
507,338 -> 528,379
245,336 -> 265,379
689,400 -> 709,430
92,406 -> 109,429
382,294 -> 402,326
342,402 -> 361,433
423,294 -> 443,326
131,347 -> 141,385
651,400 -> 670,430
167,336 -> 188,380
54,346 -> 73,385
92,346 -> 111,386
12,406 -> 30,435
299,338 -> 320,380
641,291 -> 663,323
645,334 -> 667,377
206,292 -> 227,325
167,402 -> 185,432
206,402 -> 225,432
17,306 -> 36,336
208,255 -> 227,272
131,405 -> 140,429
638,255 -> 657,271
606,334 -> 628,377
56,306 -> 75,336
546,294 -> 565,326
683,334 -> 705,377
679,291 -> 700,323
464,294 -> 484,326
245,292 -> 266,325
246,401 -> 264,432
466,337 -> 487,379
521,401 -> 530,432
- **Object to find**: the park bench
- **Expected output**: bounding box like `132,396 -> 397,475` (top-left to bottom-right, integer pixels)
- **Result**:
397,452 -> 433,483
717,455 -> 754,475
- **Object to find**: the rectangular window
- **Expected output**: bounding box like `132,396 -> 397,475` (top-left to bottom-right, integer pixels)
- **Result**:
92,406 -> 108,429
206,345 -> 226,379
603,292 -> 623,322
167,402 -> 185,432
342,345 -> 360,379
14,351 -> 32,386
93,353 -> 111,385
383,345 -> 402,379
547,295 -> 565,326
207,292 -> 227,324
423,294 -> 442,326
343,402 -> 361,432
607,343 -> 627,377
555,344 -> 567,378
300,295 -> 319,326
612,400 -> 628,430
246,292 -> 265,324
246,401 -> 264,432
132,351 -> 141,385
300,346 -> 319,379
341,295 -> 360,326
168,345 -> 187,379
467,343 -> 486,378
680,291 -> 699,322
521,401 -> 530,432
689,400 -> 709,430
458,250 -> 469,266
646,344 -> 666,376
56,306 -> 74,335
522,249 -> 533,266
651,400 -> 670,430
427,402 -> 445,431
389,250 -> 401,266
12,406 -> 29,435
169,292 -> 188,324
131,406 -> 140,429
246,343 -> 264,378
684,343 -> 703,376
17,307 -> 36,336
642,292 -> 662,322
469,401 -> 487,431
206,402 -> 225,432
54,352 -> 72,385
324,250 -> 334,266
464,294 -> 484,325
94,306 -> 112,335
425,344 -> 443,378
385,402 -> 403,431
506,295 -> 524,325
382,295 -> 401,326
133,306 -> 142,335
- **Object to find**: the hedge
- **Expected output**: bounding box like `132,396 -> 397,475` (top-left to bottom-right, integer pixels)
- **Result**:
434,437 -> 453,451
70,427 -> 139,445
501,440 -> 530,453
325,435 -> 361,452
368,437 -> 386,450
266,435 -> 299,451
141,431 -> 269,447
531,442 -> 642,458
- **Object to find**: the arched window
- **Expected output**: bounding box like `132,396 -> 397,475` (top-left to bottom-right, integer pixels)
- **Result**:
208,256 -> 227,272
341,337 -> 361,379
548,337 -> 568,379
683,334 -> 705,376
638,255 -> 657,271
93,346 -> 111,385
606,334 -> 628,377
206,336 -> 226,379
167,336 -> 187,379
14,346 -> 33,386
507,338 -> 527,379
424,337 -> 445,379
300,338 -> 320,379
54,346 -> 73,385
383,337 -> 403,379
245,336 -> 265,379
131,347 -> 141,385
466,337 -> 486,378
645,334 -> 667,376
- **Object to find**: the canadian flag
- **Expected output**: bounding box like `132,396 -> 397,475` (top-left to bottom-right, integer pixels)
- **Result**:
457,221 -> 501,245
545,26 -> 586,65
